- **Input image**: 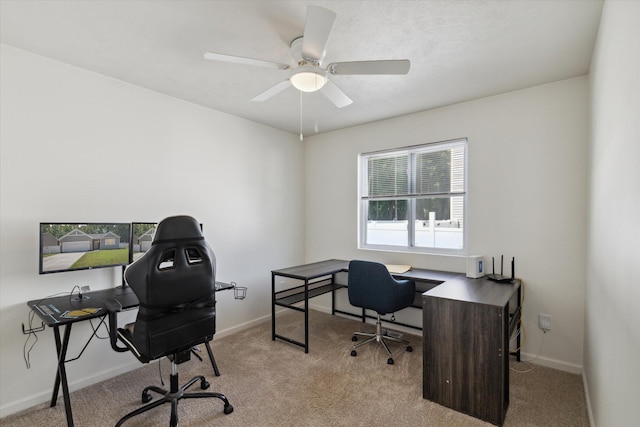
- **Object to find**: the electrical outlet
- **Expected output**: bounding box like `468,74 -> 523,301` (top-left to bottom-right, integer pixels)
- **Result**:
538,313 -> 552,331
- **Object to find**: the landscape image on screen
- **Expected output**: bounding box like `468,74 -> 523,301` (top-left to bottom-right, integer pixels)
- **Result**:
40,223 -> 131,274
131,222 -> 157,263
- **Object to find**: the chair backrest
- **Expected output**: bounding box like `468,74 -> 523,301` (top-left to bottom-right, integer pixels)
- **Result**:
124,215 -> 216,360
348,260 -> 416,315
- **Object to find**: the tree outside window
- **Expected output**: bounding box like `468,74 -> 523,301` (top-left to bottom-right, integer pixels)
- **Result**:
359,139 -> 467,252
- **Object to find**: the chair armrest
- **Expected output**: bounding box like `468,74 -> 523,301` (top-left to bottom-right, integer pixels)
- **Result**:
395,278 -> 414,288
395,279 -> 416,307
104,298 -> 130,353
104,298 -> 123,313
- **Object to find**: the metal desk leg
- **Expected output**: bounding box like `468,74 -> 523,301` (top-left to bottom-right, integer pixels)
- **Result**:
51,324 -> 74,427
331,274 -> 336,316
304,279 -> 309,353
516,286 -> 522,362
271,273 -> 276,341
204,341 -> 220,376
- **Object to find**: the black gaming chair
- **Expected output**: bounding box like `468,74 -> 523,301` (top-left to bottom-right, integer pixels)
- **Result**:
348,260 -> 416,365
106,215 -> 233,426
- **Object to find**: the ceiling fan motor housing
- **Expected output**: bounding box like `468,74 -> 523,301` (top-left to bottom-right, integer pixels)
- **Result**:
290,36 -> 321,65
204,5 -> 407,107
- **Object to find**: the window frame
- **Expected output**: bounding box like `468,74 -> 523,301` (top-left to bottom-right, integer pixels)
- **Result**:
358,138 -> 468,255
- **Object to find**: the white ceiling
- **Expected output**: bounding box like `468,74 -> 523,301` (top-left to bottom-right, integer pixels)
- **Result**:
0,0 -> 604,137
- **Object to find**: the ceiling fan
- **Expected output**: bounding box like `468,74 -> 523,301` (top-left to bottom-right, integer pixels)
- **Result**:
203,5 -> 410,109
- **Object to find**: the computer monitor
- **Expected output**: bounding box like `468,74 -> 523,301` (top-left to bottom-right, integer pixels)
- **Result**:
130,221 -> 203,264
130,222 -> 157,263
39,222 -> 131,274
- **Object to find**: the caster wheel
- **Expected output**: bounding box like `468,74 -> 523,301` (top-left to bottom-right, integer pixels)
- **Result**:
201,380 -> 210,390
351,350 -> 357,357
352,336 -> 357,342
224,404 -> 234,415
141,392 -> 152,404
387,358 -> 394,365
406,345 -> 413,352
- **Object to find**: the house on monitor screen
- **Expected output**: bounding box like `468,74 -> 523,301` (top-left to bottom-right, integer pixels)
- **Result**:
135,228 -> 155,252
58,229 -> 122,253
41,232 -> 61,254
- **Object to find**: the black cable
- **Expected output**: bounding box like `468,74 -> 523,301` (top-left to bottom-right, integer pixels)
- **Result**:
23,309 -> 39,369
67,285 -> 81,305
89,317 -> 110,340
25,287 -> 110,366
22,291 -> 74,369
63,315 -> 109,363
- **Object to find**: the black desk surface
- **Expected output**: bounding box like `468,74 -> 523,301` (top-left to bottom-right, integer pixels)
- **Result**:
271,259 -> 349,280
27,286 -> 139,327
271,259 -> 520,309
272,259 -> 465,285
28,282 -> 235,327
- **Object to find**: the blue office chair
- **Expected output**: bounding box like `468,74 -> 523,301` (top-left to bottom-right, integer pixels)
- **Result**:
348,260 -> 416,364
106,215 -> 233,426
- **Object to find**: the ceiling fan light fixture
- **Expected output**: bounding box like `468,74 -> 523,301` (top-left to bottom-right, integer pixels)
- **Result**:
290,67 -> 327,92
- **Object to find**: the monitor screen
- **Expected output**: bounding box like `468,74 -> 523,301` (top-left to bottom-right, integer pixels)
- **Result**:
39,222 -> 131,274
131,222 -> 157,263
130,221 -> 203,263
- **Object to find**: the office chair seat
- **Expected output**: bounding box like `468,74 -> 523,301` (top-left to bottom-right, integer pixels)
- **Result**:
348,260 -> 416,365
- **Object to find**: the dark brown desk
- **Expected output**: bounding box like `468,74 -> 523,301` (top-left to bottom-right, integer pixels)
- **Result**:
27,282 -> 234,427
271,259 -> 521,426
271,259 -> 451,352
422,276 -> 521,426
271,259 -> 520,352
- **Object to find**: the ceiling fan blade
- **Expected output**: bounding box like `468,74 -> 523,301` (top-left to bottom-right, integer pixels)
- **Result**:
320,80 -> 353,108
301,6 -> 336,64
328,60 -> 411,75
204,52 -> 291,70
251,80 -> 292,102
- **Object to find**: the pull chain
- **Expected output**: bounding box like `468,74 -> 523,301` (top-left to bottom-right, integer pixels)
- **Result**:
314,91 -> 319,133
299,91 -> 304,141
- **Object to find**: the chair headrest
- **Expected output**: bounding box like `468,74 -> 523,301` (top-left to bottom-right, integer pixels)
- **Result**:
153,215 -> 203,244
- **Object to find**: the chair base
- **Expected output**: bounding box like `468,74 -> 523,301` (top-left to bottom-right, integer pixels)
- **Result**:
115,361 -> 233,427
350,314 -> 412,365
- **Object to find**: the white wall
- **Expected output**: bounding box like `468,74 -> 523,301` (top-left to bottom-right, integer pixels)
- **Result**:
5,7 -> 637,419
586,1 -> 640,426
304,77 -> 589,373
0,44 -> 304,417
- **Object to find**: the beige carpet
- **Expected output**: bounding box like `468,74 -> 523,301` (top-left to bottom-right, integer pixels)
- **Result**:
1,310 -> 588,426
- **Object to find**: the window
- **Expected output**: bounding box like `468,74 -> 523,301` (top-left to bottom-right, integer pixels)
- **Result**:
359,139 -> 467,253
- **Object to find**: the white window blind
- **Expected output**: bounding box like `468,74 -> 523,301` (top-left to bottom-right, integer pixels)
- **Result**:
360,139 -> 467,253
366,153 -> 409,197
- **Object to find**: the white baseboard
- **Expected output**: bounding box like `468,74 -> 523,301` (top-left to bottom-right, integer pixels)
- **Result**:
514,351 -> 583,375
582,371 -> 596,427
313,302 -> 583,375
215,313 -> 271,339
1,316 -> 273,419
0,359 -> 141,418
309,303 -> 332,314
3,307 -> 587,419
310,303 -> 423,337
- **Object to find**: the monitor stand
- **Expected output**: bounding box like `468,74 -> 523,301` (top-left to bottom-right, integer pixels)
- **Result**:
117,265 -> 128,290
